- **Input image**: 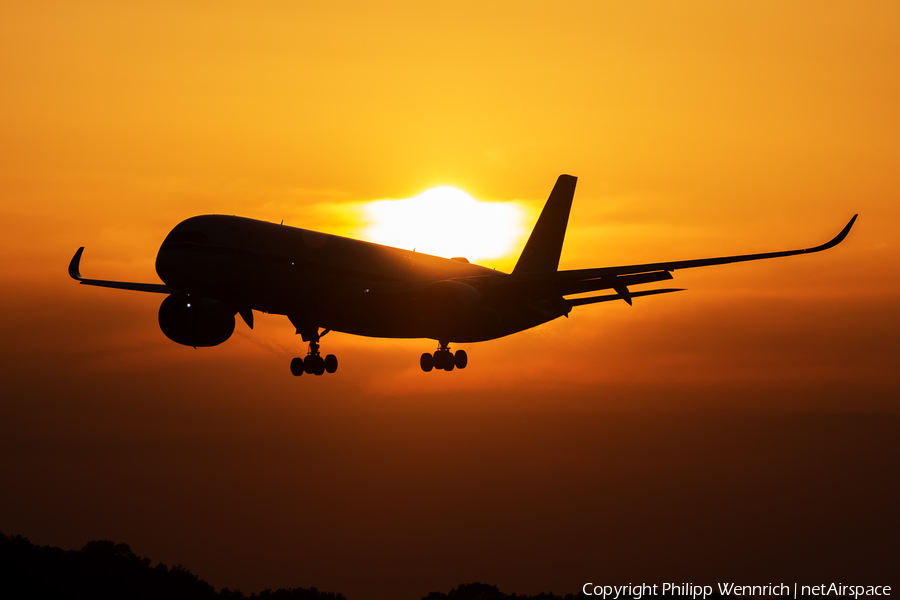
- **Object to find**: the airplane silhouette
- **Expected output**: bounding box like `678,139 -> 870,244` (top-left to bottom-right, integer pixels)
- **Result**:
69,175 -> 857,376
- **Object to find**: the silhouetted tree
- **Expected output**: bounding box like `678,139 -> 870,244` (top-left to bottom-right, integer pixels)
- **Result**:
255,588 -> 347,599
0,532 -> 345,600
424,582 -> 581,600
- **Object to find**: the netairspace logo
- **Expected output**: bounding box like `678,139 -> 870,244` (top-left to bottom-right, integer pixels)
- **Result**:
581,583 -> 893,599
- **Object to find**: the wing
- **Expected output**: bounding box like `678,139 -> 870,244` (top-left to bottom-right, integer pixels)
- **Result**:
467,214 -> 857,305
68,247 -> 173,293
554,214 -> 857,283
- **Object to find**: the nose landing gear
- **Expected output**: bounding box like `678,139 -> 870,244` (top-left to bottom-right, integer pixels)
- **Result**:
420,342 -> 467,373
290,328 -> 337,377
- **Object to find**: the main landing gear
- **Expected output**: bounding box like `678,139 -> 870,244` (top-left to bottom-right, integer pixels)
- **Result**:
420,342 -> 467,373
290,328 -> 337,377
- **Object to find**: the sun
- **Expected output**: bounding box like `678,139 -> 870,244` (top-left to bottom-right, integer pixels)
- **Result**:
361,187 -> 526,264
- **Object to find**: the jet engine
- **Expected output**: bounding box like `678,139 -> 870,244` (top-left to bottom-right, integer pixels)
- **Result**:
416,280 -> 497,339
158,293 -> 235,347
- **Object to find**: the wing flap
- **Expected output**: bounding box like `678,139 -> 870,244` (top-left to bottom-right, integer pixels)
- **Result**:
567,287 -> 685,307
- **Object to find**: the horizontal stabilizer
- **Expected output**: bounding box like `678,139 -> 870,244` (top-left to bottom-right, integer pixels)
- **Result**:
562,270 -> 673,296
69,247 -> 173,294
567,287 -> 684,307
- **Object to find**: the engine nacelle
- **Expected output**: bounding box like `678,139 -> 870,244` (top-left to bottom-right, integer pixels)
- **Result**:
416,280 -> 496,338
158,294 -> 235,347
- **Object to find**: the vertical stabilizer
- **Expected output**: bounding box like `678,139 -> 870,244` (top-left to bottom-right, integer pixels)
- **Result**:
512,174 -> 577,274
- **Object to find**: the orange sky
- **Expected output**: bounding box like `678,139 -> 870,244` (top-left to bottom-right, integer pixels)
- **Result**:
1,2 -> 898,598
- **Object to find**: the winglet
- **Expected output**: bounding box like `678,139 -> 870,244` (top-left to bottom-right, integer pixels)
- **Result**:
69,247 -> 85,280
804,214 -> 857,253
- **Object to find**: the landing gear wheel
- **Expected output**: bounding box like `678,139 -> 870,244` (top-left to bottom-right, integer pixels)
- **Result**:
313,355 -> 326,376
290,357 -> 304,376
324,354 -> 338,374
304,354 -> 316,374
425,342 -> 465,373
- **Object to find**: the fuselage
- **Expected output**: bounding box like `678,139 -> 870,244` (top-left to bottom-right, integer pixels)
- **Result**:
154,215 -> 567,343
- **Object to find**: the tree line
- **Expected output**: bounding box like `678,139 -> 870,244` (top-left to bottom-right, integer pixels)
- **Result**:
1,531 -> 594,599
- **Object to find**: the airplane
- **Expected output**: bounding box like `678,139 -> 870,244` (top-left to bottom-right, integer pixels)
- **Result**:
68,175 -> 857,376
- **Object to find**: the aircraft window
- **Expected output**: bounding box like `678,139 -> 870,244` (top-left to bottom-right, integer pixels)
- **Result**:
168,231 -> 209,244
